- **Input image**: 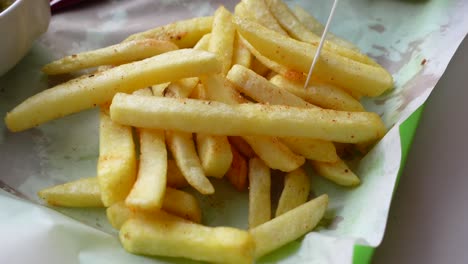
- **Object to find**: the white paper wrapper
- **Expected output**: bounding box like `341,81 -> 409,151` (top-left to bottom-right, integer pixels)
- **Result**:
1,0 -> 467,263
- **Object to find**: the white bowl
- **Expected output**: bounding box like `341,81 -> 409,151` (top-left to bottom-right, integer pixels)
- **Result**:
0,0 -> 50,76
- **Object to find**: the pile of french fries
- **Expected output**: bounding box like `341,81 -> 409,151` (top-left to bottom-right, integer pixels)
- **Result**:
4,0 -> 393,263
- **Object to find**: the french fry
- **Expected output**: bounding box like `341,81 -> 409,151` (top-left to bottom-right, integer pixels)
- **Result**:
263,0 -> 319,43
250,194 -> 328,258
234,1 -> 253,19
162,187 -> 202,223
240,36 -> 305,82
108,188 -> 202,229
264,0 -> 378,66
132,87 -> 153,96
5,49 -> 221,132
97,110 -> 136,207
210,6 -> 236,75
250,56 -> 271,77
226,65 -> 339,163
241,0 -> 288,35
248,158 -> 271,228
120,211 -> 255,264
227,64 -> 315,108
42,40 -> 178,75
127,88 -> 168,210
225,144 -> 249,191
38,177 -> 103,207
125,16 -> 213,48
281,137 -> 338,163
164,77 -> 199,99
200,74 -> 247,105
194,33 -> 211,50
192,77 -> 233,179
151,82 -> 170,97
243,136 -> 304,172
275,168 -> 310,217
110,94 -> 387,143
270,74 -> 365,112
291,5 -> 326,41
232,33 -> 252,68
234,17 -> 393,97
196,133 -> 233,178
166,131 -> 214,194
166,160 -> 189,188
311,159 -> 360,187
125,129 -> 167,211
189,83 -> 206,99
107,201 -> 133,229
228,136 -> 256,158
292,5 -> 359,51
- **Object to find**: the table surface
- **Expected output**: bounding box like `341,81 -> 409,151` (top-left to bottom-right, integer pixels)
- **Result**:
374,36 -> 468,263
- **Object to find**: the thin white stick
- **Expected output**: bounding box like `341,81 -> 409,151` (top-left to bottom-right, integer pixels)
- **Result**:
304,0 -> 339,88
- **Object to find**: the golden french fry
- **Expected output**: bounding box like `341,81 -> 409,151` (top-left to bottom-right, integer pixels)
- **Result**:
110,94 -> 387,143
98,110 -> 136,207
281,137 -> 338,163
120,211 -> 255,264
227,64 -> 315,108
228,136 -> 256,159
346,89 -> 364,101
291,5 -> 325,41
270,74 -> 365,112
125,129 -> 167,211
250,194 -> 328,258
196,134 -> 233,178
275,168 -> 310,217
43,40 -> 178,75
166,131 -> 214,194
125,16 -> 213,48
226,144 -> 249,191
250,56 -> 271,77
38,177 -> 103,207
210,6 -> 236,75
192,77 -> 233,179
234,1 -> 253,18
311,159 -> 360,187
200,74 -> 247,105
164,77 -> 200,99
232,33 -> 252,68
132,87 -> 153,96
162,187 -> 202,223
194,33 -> 211,50
189,83 -> 206,99
240,35 -> 305,82
243,136 -> 304,172
191,76 -> 232,178
292,5 -> 359,51
166,160 -> 189,188
150,83 -> 170,97
248,157 -> 271,228
5,49 -> 221,132
264,0 -> 319,43
234,17 -> 393,97
108,188 -> 201,229
241,0 -> 288,35
264,0 -> 378,66
107,201 -> 134,229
